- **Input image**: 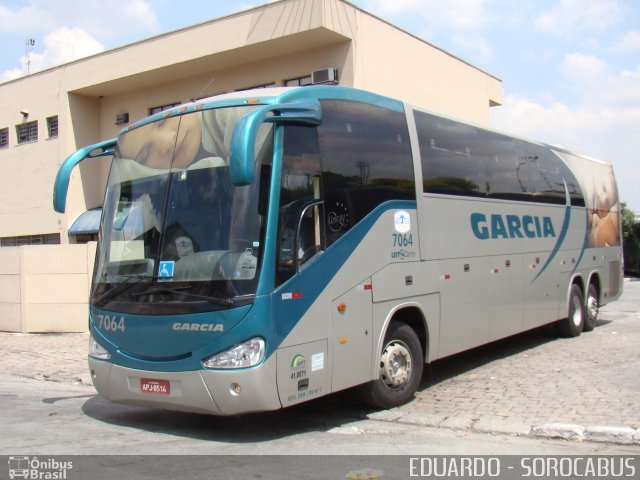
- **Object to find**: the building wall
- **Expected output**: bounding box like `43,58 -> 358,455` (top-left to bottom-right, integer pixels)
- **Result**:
0,244 -> 95,333
70,42 -> 354,214
353,9 -> 502,124
0,0 -> 503,332
1,0 -> 503,244
0,69 -> 67,239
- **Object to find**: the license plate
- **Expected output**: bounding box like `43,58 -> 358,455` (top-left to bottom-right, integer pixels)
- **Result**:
140,378 -> 170,395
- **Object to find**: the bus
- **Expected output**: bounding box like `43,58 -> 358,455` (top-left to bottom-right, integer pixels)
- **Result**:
53,86 -> 623,415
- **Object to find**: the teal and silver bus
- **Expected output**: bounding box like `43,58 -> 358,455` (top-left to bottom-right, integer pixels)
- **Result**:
53,86 -> 623,415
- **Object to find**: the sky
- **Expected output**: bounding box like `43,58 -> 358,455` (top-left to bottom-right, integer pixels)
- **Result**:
1,0 -> 639,211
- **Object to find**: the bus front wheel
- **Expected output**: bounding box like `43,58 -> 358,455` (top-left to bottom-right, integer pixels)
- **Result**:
558,284 -> 585,337
361,322 -> 423,409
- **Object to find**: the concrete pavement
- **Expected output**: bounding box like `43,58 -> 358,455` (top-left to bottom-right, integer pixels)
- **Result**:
1,279 -> 639,445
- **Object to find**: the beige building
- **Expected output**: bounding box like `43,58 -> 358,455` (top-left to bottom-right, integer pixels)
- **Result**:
0,0 -> 503,332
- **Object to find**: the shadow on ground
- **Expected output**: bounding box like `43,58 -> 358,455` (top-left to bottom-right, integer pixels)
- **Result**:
76,321 -> 599,442
79,386 -> 373,444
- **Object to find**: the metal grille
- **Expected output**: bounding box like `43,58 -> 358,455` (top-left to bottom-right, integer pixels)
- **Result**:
16,120 -> 37,144
0,127 -> 8,148
47,116 -> 58,138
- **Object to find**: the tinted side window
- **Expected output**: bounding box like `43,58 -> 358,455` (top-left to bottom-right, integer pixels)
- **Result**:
476,129 -> 525,201
416,112 -> 485,196
416,110 -> 583,205
517,144 -> 581,205
318,100 -> 415,246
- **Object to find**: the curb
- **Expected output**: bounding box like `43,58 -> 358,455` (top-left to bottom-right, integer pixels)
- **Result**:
532,423 -> 640,445
366,411 -> 640,445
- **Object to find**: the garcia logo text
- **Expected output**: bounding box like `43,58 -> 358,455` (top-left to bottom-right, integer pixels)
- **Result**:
471,213 -> 556,240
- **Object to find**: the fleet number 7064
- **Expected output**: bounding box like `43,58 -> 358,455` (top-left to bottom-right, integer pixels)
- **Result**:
96,314 -> 125,332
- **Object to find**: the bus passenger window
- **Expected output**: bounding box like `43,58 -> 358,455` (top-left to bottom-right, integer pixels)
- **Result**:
318,100 -> 415,247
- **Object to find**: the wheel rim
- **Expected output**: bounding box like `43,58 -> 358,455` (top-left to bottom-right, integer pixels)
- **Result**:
587,293 -> 598,324
380,340 -> 412,389
571,295 -> 583,327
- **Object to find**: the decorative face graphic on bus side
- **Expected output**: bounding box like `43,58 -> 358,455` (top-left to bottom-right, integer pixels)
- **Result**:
588,167 -> 620,248
470,213 -> 556,240
556,152 -> 620,248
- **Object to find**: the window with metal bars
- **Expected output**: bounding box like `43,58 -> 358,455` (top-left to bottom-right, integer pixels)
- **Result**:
284,75 -> 312,87
0,127 -> 8,149
16,120 -> 37,144
47,116 -> 58,138
1,233 -> 60,247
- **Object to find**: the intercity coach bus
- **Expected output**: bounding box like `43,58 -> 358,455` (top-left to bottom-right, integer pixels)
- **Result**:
53,86 -> 623,415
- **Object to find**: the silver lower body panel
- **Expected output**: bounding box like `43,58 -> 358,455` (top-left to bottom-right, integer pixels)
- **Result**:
88,356 -> 281,415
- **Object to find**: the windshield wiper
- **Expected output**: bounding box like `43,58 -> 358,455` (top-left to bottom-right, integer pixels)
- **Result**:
130,286 -> 235,307
93,274 -> 152,305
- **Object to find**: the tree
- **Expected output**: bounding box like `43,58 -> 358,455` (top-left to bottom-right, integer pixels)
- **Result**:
621,202 -> 637,242
621,202 -> 640,275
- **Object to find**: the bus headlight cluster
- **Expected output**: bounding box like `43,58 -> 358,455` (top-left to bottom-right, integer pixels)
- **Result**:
202,338 -> 265,369
89,334 -> 111,360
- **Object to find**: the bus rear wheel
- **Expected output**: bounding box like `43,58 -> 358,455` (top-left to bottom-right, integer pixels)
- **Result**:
558,284 -> 585,337
361,322 -> 423,409
583,283 -> 599,332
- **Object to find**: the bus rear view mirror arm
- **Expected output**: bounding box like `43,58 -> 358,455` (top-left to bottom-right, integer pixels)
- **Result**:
229,100 -> 322,186
52,138 -> 117,213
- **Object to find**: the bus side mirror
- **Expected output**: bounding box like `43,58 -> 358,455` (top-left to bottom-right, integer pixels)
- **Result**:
229,100 -> 322,186
53,138 -> 117,213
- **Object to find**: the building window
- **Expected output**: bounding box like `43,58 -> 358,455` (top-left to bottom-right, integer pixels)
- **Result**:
47,116 -> 58,138
1,233 -> 60,247
149,102 -> 181,115
16,120 -> 38,144
235,83 -> 276,92
0,128 -> 8,149
284,75 -> 312,87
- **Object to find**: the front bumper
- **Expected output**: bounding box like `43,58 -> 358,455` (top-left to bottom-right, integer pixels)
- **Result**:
88,355 -> 281,416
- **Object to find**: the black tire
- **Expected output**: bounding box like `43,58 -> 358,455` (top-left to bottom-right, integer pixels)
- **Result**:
558,284 -> 585,337
583,283 -> 599,332
361,322 -> 423,409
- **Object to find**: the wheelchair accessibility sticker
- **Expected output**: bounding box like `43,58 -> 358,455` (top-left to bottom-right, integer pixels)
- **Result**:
158,261 -> 175,280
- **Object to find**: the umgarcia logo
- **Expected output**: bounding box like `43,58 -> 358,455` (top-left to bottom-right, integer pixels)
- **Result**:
470,213 -> 556,240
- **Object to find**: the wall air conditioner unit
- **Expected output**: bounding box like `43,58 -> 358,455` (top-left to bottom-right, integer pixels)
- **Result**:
115,113 -> 129,125
311,68 -> 338,85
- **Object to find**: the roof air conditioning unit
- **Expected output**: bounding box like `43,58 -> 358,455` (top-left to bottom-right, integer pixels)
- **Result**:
311,68 -> 338,85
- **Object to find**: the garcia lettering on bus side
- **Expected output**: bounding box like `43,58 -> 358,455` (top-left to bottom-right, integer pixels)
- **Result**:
470,213 -> 556,240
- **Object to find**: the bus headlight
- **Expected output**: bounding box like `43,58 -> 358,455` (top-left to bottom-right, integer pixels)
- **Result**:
202,338 -> 265,369
89,334 -> 111,360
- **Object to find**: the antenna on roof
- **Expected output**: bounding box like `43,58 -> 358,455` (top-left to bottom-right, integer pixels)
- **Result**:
191,77 -> 216,102
25,38 -> 35,75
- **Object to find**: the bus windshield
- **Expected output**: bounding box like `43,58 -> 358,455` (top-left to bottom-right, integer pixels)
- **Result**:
91,106 -> 273,314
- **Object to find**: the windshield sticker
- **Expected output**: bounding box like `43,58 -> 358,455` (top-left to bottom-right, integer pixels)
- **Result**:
158,260 -> 175,280
175,236 -> 194,256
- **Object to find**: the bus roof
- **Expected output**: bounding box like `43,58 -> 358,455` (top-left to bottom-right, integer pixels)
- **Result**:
121,85 -> 612,168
